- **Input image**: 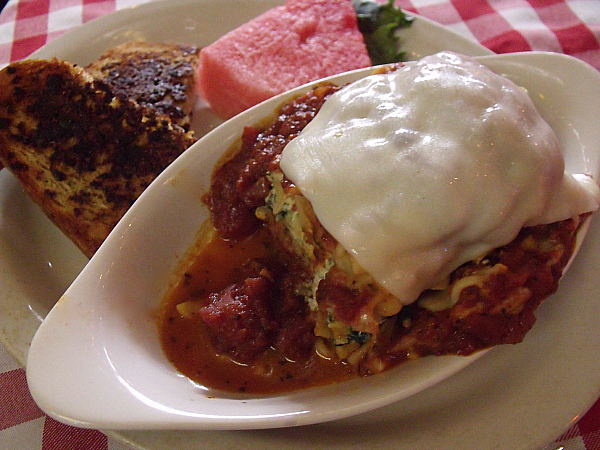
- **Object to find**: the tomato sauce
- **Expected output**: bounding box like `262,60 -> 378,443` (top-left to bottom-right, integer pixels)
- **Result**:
159,227 -> 358,394
158,83 -> 583,395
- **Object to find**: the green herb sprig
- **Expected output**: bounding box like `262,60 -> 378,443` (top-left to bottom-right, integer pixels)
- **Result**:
353,0 -> 413,65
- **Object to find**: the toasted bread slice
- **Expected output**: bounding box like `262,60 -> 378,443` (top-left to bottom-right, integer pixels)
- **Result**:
0,59 -> 196,258
85,41 -> 200,130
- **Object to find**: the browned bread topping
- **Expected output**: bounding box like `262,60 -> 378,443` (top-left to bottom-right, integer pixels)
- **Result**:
0,59 -> 196,257
85,41 -> 200,130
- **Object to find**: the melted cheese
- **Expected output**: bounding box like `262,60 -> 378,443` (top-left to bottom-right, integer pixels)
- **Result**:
280,52 -> 600,306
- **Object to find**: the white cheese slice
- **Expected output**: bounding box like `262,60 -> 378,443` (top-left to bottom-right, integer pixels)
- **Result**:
280,52 -> 600,306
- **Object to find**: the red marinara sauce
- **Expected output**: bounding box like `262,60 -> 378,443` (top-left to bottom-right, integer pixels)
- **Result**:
158,82 -> 583,395
159,85 -> 360,394
159,226 -> 359,394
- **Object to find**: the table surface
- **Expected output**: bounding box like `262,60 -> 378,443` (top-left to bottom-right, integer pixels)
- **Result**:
0,0 -> 599,449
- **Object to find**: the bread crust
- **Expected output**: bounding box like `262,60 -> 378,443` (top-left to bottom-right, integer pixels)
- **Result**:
85,41 -> 200,130
0,58 -> 196,257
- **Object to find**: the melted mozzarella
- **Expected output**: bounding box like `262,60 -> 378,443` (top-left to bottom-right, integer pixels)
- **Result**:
280,52 -> 600,306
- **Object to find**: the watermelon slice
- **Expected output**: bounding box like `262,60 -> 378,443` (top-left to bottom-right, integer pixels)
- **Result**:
197,0 -> 371,119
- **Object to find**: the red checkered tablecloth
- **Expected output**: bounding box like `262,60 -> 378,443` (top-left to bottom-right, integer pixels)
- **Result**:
0,0 -> 599,449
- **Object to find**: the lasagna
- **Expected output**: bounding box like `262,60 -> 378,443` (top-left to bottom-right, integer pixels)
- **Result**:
160,52 -> 599,393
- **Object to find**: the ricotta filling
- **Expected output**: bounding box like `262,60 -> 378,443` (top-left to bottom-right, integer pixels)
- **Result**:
279,51 -> 600,306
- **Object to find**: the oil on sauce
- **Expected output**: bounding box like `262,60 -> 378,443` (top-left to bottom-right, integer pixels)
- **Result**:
158,226 -> 357,394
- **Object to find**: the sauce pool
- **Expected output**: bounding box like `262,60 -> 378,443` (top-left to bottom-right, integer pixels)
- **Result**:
158,225 -> 358,394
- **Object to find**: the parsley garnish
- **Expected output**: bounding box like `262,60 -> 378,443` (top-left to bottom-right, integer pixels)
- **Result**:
353,0 -> 413,65
347,329 -> 371,345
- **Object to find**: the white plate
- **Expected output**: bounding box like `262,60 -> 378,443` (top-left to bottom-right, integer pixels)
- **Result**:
23,48 -> 600,431
2,0 -> 600,448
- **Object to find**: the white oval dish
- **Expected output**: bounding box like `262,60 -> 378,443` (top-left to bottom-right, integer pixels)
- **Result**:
25,50 -> 600,431
0,0 -> 491,367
